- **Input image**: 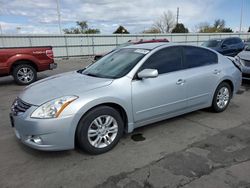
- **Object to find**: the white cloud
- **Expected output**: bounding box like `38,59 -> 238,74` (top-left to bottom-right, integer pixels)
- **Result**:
0,0 -> 227,34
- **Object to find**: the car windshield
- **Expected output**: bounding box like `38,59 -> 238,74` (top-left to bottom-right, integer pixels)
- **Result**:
202,40 -> 221,47
82,48 -> 149,79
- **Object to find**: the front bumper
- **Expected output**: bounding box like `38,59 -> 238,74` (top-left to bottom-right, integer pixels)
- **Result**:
50,63 -> 57,70
10,106 -> 75,151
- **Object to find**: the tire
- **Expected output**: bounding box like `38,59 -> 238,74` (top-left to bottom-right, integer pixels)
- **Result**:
76,106 -> 124,154
211,82 -> 232,112
12,64 -> 37,85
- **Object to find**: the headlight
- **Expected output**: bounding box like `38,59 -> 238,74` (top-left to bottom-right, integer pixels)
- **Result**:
31,96 -> 78,119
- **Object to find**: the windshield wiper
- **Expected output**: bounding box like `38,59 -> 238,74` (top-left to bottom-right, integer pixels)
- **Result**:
84,73 -> 100,77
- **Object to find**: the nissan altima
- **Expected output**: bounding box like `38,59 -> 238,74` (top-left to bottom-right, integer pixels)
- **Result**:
10,43 -> 242,154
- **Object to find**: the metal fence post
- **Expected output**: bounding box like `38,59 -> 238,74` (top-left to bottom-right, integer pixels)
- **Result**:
92,35 -> 95,55
116,35 -> 118,47
29,36 -> 32,46
0,36 -> 4,47
64,35 -> 69,59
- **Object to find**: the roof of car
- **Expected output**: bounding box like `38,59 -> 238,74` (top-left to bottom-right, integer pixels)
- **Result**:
209,37 -> 241,41
124,42 -> 205,50
124,42 -> 172,50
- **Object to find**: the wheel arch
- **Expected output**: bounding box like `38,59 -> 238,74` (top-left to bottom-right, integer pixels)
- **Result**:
222,79 -> 234,94
10,59 -> 38,74
73,101 -> 131,147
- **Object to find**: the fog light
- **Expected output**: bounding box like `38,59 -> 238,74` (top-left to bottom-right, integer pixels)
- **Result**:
30,136 -> 43,145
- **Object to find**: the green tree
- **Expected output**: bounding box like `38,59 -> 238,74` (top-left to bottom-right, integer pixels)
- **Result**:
63,21 -> 100,34
221,28 -> 233,33
172,23 -> 189,33
197,19 -> 233,33
113,26 -> 129,34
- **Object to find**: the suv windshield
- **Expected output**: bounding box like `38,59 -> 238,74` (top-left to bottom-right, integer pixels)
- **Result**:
202,40 -> 221,47
82,48 -> 149,79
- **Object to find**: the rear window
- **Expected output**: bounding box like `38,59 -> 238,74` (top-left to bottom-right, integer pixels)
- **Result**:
183,46 -> 218,69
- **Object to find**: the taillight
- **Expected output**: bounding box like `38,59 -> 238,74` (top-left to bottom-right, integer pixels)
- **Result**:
46,49 -> 54,59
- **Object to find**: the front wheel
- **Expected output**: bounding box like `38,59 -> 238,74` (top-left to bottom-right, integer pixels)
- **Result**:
12,64 -> 37,85
76,106 -> 124,154
211,82 -> 232,112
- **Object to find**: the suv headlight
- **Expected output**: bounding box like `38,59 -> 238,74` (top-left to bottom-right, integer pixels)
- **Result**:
31,96 -> 78,119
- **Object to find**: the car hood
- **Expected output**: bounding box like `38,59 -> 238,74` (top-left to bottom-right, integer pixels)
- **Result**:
237,51 -> 250,61
19,71 -> 113,105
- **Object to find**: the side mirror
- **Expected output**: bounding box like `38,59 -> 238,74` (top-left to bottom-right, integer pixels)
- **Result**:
221,44 -> 228,49
137,69 -> 158,79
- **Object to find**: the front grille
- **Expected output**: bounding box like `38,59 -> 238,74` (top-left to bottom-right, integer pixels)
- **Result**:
12,98 -> 31,114
243,60 -> 250,67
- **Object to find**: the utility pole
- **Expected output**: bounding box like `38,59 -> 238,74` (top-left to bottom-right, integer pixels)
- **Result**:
56,0 -> 62,34
176,7 -> 179,24
239,0 -> 243,32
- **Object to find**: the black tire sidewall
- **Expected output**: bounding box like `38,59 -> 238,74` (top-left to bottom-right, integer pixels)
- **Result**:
13,64 -> 37,85
76,106 -> 124,154
212,82 -> 232,112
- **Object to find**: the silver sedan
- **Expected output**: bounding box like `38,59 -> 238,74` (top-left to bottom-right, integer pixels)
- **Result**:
10,43 -> 242,154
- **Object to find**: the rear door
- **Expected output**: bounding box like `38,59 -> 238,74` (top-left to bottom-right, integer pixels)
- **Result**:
182,46 -> 219,108
131,46 -> 187,123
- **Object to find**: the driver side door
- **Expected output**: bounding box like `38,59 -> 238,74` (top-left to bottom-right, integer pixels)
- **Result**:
131,46 -> 187,125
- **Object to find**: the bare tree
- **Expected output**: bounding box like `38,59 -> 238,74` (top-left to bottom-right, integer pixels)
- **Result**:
142,27 -> 161,34
153,11 -> 175,33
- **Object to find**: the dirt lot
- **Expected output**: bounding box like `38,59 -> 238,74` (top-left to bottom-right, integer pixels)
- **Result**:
0,58 -> 250,188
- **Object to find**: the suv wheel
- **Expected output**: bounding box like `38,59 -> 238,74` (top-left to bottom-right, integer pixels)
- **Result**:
13,64 -> 37,85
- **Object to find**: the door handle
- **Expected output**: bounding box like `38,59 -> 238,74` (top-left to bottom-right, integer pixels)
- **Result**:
176,79 -> 185,85
213,69 -> 221,74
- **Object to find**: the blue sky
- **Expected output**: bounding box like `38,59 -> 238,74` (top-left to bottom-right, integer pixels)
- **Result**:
0,0 -> 249,34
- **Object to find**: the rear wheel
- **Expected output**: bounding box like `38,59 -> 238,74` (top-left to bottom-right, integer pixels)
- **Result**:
12,64 -> 37,85
211,82 -> 232,112
76,106 -> 124,154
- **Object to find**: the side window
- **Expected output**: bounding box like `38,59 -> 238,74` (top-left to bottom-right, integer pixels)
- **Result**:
223,39 -> 234,45
140,47 -> 182,74
183,46 -> 218,69
234,38 -> 242,44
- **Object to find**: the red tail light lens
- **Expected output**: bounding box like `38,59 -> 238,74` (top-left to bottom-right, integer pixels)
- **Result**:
46,49 -> 54,59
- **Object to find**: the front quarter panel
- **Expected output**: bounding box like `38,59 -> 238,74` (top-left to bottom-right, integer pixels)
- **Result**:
60,76 -> 134,146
